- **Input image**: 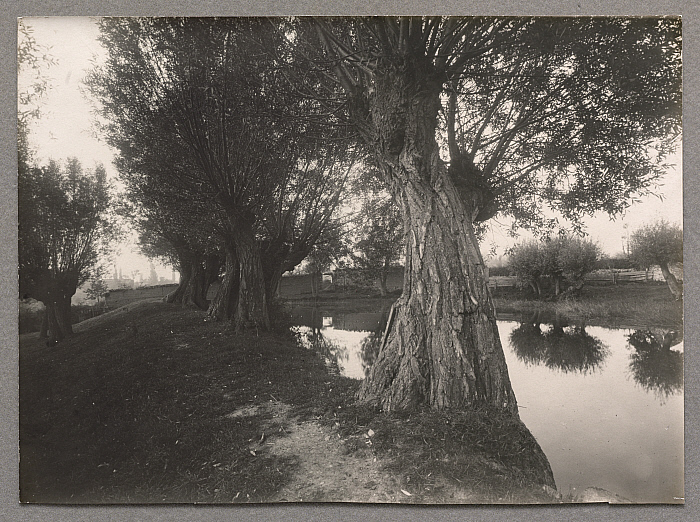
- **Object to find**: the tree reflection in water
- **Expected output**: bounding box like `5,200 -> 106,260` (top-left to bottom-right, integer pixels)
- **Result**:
627,329 -> 683,402
297,326 -> 350,375
293,307 -> 349,375
509,313 -> 609,374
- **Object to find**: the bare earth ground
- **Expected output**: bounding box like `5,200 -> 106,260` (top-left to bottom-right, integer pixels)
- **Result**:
245,401 -> 402,503
225,400 -> 497,503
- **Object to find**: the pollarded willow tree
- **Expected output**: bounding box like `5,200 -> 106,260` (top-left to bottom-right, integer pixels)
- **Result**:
19,159 -> 114,342
629,220 -> 683,299
90,17 -> 354,329
123,172 -> 224,311
299,17 -> 681,412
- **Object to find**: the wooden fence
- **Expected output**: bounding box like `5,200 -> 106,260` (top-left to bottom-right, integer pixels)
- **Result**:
487,269 -> 664,289
487,276 -> 519,289
585,269 -> 652,284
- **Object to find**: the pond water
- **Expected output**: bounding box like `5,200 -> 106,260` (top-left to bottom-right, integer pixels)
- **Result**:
289,304 -> 684,504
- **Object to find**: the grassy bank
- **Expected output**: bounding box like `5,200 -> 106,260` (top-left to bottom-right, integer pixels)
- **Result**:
492,282 -> 683,328
20,301 -> 554,504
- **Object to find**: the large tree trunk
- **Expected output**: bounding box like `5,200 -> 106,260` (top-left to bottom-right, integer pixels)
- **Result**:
356,65 -> 517,414
168,250 -> 220,310
231,224 -> 270,331
44,302 -> 64,343
43,292 -> 73,343
659,262 -> 683,300
166,262 -> 191,305
55,293 -> 73,336
183,260 -> 210,310
207,245 -> 240,321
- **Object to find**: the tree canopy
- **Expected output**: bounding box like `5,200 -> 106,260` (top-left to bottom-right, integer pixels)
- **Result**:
19,158 -> 115,341
85,16 -> 681,413
510,236 -> 599,296
89,17 -> 355,328
306,17 -> 681,231
629,220 -> 683,299
299,16 -> 680,411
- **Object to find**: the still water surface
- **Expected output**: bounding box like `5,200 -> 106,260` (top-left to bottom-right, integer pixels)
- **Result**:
289,304 -> 684,503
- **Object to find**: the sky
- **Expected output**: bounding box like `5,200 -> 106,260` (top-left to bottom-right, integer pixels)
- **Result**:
18,16 -> 684,272
19,16 -> 176,280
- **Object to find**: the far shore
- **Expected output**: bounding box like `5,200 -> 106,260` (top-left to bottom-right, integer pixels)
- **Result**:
279,281 -> 683,330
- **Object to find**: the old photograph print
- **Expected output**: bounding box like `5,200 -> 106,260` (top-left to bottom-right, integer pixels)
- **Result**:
18,16 -> 683,504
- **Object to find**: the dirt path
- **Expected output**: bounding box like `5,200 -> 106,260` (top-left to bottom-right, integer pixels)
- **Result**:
228,401 -> 415,503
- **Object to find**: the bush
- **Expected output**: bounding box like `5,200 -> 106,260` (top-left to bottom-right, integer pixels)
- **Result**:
509,236 -> 599,297
487,265 -> 512,277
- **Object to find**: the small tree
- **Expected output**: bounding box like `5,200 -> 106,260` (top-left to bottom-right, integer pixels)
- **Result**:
509,241 -> 547,295
510,236 -> 598,297
304,223 -> 349,297
629,220 -> 683,299
554,237 -> 599,296
19,159 -> 115,342
85,277 -> 108,307
351,192 -> 404,296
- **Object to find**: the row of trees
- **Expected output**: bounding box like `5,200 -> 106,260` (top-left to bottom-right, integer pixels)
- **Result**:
88,18 -> 359,329
21,17 -> 681,414
508,220 -> 682,299
93,16 -> 681,413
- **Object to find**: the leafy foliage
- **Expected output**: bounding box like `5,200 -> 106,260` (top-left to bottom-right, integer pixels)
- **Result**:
18,158 -> 117,340
303,17 -> 681,230
19,159 -> 115,298
85,277 -> 109,304
17,20 -> 57,125
350,180 -> 404,294
509,236 -> 599,296
89,17 -> 354,324
629,220 -> 682,269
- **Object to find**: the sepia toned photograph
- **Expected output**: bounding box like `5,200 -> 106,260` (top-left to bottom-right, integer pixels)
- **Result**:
18,16 -> 683,505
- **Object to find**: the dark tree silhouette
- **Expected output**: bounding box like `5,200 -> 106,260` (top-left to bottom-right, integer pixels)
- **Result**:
19,159 -> 115,342
90,18 -> 354,329
627,330 -> 683,401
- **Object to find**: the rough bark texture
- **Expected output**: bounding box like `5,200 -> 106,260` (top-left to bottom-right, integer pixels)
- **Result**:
165,261 -> 191,305
168,251 -> 220,310
659,262 -> 683,300
231,225 -> 270,331
183,261 -> 210,310
357,65 -> 517,415
207,246 -> 240,321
